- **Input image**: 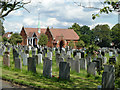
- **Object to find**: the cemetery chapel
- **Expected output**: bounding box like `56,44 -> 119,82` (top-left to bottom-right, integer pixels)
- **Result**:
20,26 -> 79,48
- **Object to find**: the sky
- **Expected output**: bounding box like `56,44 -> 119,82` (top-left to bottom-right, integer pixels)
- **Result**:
3,0 -> 119,33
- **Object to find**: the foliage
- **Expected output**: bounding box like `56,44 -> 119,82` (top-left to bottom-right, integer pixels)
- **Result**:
0,36 -> 2,42
38,34 -> 48,47
80,35 -> 91,45
9,33 -> 22,45
92,24 -> 112,47
0,20 -> 5,36
68,40 -> 74,49
75,40 -> 85,48
0,0 -> 31,18
111,23 -> 120,48
2,37 -> 8,42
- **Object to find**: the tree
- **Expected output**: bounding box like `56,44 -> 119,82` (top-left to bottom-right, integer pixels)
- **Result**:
68,23 -> 81,37
0,19 -> 5,36
3,37 -> 8,42
9,33 -> 22,45
74,0 -> 120,19
92,24 -> 112,47
75,40 -> 85,49
0,36 -> 2,42
80,35 -> 91,45
111,23 -> 120,48
38,34 -> 48,47
68,40 -> 74,49
0,0 -> 31,18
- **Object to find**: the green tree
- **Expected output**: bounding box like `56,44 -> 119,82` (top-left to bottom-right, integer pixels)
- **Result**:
68,23 -> 81,37
3,37 -> 8,42
80,35 -> 91,45
38,34 -> 48,47
9,33 -> 22,45
0,0 -> 31,18
111,23 -> 120,48
75,40 -> 85,49
0,20 -> 5,36
92,24 -> 112,47
68,40 -> 74,49
0,36 -> 2,42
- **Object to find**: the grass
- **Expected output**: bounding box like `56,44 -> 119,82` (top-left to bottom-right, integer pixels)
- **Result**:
0,48 -> 119,89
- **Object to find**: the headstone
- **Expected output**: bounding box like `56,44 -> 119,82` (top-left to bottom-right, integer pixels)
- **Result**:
103,57 -> 107,64
80,58 -> 87,70
13,49 -> 19,61
32,49 -> 36,56
77,52 -> 81,59
102,65 -> 115,88
109,51 -> 113,57
47,52 -> 52,60
59,62 -> 70,80
23,53 -> 29,66
33,55 -> 38,64
27,57 -> 36,73
55,53 -> 61,66
3,52 -> 10,67
38,54 -> 42,64
57,57 -> 64,67
14,57 -> 22,69
87,62 -> 97,76
67,51 -> 71,57
71,60 -> 80,73
43,57 -> 52,78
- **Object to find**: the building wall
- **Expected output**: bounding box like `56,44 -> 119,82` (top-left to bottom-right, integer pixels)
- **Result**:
20,28 -> 27,46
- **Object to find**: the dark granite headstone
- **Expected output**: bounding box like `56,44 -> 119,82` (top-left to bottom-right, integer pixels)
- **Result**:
59,62 -> 70,80
27,57 -> 36,73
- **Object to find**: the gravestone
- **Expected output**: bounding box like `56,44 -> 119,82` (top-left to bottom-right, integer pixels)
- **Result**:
3,52 -> 10,67
102,65 -> 115,88
43,57 -> 52,78
32,49 -> 36,57
47,52 -> 52,60
103,57 -> 107,64
77,52 -> 81,59
71,60 -> 80,73
55,53 -> 61,65
57,57 -> 64,67
109,51 -> 113,57
38,54 -> 42,64
15,57 -> 22,69
33,55 -> 38,64
87,62 -> 97,76
67,51 -> 71,57
66,57 -> 74,67
13,49 -> 19,61
23,53 -> 29,66
27,57 -> 36,73
80,58 -> 87,70
59,62 -> 70,80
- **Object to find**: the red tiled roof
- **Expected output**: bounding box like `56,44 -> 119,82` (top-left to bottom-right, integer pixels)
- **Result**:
49,28 -> 79,40
24,28 -> 46,38
2,32 -> 13,39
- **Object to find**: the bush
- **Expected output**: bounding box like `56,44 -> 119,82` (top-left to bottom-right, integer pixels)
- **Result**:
75,40 -> 85,49
68,40 -> 74,49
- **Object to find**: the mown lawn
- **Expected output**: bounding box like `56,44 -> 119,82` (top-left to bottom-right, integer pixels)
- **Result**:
0,48 -> 119,89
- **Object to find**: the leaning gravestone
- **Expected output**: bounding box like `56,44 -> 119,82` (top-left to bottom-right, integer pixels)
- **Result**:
15,57 -> 22,69
3,52 -> 10,67
102,65 -> 115,88
43,57 -> 52,78
71,60 -> 80,73
27,57 -> 36,73
59,62 -> 70,80
87,62 -> 97,76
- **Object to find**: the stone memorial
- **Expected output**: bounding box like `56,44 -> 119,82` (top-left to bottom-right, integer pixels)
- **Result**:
28,57 -> 36,73
59,62 -> 70,80
23,53 -> 29,65
3,52 -> 10,67
38,54 -> 42,64
87,62 -> 97,76
43,57 -> 52,78
15,57 -> 22,69
47,52 -> 52,60
80,58 -> 87,70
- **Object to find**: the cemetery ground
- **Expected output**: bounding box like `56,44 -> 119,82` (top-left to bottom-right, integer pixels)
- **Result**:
0,49 -> 120,89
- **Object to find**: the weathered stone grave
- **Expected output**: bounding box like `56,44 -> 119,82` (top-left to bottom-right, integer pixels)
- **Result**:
80,58 -> 87,70
102,65 -> 115,88
15,57 -> 22,69
27,57 -> 36,73
23,53 -> 29,66
43,57 -> 52,78
59,62 -> 70,80
3,52 -> 10,67
47,51 -> 52,60
71,60 -> 80,73
38,54 -> 42,64
87,62 -> 97,76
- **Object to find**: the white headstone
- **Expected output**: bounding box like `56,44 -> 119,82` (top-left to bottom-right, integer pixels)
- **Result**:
47,52 -> 52,60
77,52 -> 81,59
23,53 -> 29,65
38,54 -> 42,64
109,52 -> 113,56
